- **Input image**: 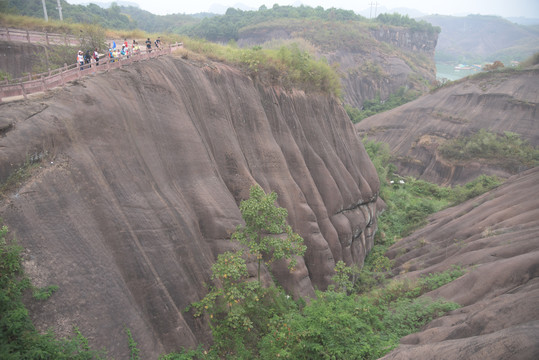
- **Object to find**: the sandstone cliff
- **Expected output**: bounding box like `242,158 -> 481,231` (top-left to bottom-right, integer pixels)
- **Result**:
237,23 -> 438,109
356,68 -> 539,185
0,54 -> 379,358
381,166 -> 539,359
0,40 -> 46,78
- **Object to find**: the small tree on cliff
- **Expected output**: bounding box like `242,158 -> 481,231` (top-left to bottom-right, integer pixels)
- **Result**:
189,185 -> 306,355
232,185 -> 307,282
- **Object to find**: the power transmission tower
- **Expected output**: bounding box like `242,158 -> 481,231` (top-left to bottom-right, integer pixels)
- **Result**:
368,1 -> 380,19
41,0 -> 48,22
57,0 -> 63,21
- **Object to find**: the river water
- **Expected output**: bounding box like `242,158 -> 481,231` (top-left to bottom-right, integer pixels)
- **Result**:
436,63 -> 480,81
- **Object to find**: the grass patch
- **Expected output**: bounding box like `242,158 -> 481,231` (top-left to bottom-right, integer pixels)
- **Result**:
0,160 -> 40,198
346,87 -> 420,123
180,38 -> 341,96
439,129 -> 539,173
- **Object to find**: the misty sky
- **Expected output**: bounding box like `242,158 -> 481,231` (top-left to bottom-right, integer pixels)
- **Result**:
67,0 -> 539,17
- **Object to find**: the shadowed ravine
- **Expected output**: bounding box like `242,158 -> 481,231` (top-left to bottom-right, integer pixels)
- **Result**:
0,55 -> 379,358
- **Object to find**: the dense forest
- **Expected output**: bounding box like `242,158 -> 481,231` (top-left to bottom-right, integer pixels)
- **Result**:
1,1 -> 439,41
1,0 -> 136,29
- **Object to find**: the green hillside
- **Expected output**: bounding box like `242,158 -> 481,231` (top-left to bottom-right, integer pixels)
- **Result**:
181,6 -> 439,43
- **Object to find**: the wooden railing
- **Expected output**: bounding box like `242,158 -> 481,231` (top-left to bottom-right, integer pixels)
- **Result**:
0,27 -> 79,46
0,43 -> 183,103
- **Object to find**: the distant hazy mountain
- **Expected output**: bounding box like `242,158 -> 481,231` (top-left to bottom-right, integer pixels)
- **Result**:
421,14 -> 539,63
507,17 -> 539,26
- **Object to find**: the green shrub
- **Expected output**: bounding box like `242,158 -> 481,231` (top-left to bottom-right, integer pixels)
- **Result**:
439,129 -> 539,172
182,39 -> 341,96
258,289 -> 458,360
452,174 -> 502,203
376,13 -> 441,34
346,87 -> 420,123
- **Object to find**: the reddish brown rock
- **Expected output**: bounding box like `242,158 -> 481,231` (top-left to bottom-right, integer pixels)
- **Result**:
0,55 -> 379,358
381,167 -> 539,359
356,69 -> 539,185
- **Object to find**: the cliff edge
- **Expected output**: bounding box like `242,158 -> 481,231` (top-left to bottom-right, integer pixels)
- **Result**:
0,54 -> 379,358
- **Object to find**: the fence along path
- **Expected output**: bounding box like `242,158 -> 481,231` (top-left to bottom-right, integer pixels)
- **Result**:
1,27 -> 80,46
0,28 -> 183,103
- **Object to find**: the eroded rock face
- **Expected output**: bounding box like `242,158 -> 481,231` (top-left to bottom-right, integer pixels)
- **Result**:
0,41 -> 46,78
381,167 -> 539,359
356,69 -> 539,185
0,55 -> 379,358
237,26 -> 438,109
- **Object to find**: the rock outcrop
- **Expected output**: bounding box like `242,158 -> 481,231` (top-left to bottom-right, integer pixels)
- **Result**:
237,23 -> 438,109
0,54 -> 379,358
355,68 -> 539,185
0,40 -> 47,78
381,166 -> 539,359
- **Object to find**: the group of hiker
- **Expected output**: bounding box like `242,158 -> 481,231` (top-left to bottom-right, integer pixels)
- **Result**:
77,37 -> 163,69
77,48 -> 99,70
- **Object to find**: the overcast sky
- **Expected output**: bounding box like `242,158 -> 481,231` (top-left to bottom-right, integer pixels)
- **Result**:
67,0 -> 539,18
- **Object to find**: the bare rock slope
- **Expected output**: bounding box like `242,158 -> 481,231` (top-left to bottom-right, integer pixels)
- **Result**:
0,55 -> 379,358
381,166 -> 539,359
356,69 -> 539,185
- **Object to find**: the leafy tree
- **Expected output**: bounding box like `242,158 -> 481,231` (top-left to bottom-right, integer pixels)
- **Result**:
330,260 -> 360,294
78,23 -> 107,53
188,186 -> 305,357
376,13 -> 441,34
232,185 -> 306,282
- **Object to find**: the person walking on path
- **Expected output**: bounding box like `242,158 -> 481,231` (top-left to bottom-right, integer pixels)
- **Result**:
94,48 -> 100,66
146,38 -> 152,53
77,50 -> 84,70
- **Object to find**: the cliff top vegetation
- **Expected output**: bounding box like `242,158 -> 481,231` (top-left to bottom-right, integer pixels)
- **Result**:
183,6 -> 440,43
2,1 -> 440,42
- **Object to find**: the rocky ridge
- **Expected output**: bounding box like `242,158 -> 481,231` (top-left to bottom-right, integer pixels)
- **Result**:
356,68 -> 539,185
381,166 -> 539,359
